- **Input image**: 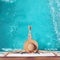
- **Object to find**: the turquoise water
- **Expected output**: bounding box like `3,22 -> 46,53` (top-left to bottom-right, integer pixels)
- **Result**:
0,0 -> 60,51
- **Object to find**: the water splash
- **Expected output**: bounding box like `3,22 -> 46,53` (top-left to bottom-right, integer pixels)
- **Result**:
1,0 -> 16,3
49,0 -> 60,49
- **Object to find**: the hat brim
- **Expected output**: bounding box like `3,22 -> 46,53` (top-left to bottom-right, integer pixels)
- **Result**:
24,40 -> 38,53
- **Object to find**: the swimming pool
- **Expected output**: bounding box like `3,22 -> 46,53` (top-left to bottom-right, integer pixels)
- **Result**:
0,0 -> 60,51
